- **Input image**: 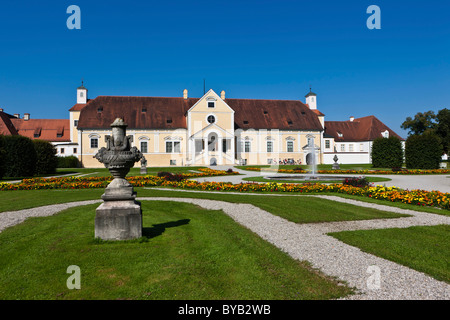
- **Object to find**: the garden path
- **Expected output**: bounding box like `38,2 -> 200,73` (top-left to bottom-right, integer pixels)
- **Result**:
1,194 -> 448,300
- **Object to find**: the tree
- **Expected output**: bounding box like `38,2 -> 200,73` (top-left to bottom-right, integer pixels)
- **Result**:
405,133 -> 442,169
371,136 -> 404,168
400,110 -> 437,136
33,139 -> 58,175
435,108 -> 450,154
401,108 -> 449,155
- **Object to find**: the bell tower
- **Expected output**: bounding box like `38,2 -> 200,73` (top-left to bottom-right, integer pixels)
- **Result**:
77,80 -> 88,104
305,87 -> 317,110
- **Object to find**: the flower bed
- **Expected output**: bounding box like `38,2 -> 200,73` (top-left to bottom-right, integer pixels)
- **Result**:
243,167 -> 450,175
0,168 -> 448,210
0,168 -> 238,191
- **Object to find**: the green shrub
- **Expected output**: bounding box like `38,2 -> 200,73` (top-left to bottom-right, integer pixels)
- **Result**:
1,135 -> 37,177
33,140 -> 58,175
342,177 -> 372,188
405,134 -> 443,169
371,136 -> 404,168
0,135 -> 5,179
57,155 -> 80,168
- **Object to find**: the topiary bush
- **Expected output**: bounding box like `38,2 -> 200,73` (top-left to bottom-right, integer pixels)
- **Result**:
57,155 -> 80,168
405,133 -> 443,169
1,135 -> 37,178
371,136 -> 404,168
33,140 -> 58,175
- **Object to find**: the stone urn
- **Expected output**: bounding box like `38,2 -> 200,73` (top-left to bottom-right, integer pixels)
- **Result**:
94,118 -> 143,240
332,155 -> 340,170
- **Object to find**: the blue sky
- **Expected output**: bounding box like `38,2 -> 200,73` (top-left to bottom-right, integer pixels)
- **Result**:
0,0 -> 449,138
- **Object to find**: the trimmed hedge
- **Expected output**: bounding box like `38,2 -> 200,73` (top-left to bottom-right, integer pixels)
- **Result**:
1,135 -> 37,178
371,136 -> 404,168
405,134 -> 443,169
0,135 -> 5,179
33,140 -> 58,175
57,155 -> 80,168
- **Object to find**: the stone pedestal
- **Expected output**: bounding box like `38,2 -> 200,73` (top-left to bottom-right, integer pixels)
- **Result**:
95,178 -> 142,240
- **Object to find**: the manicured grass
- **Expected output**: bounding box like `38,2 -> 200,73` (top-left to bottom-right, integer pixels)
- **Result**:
329,225 -> 450,283
0,188 -> 409,223
54,166 -> 208,177
241,176 -> 392,184
0,201 -> 354,300
236,164 -> 389,171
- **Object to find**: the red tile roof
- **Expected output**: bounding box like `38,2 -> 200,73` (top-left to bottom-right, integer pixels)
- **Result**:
325,116 -> 404,142
10,118 -> 71,142
68,100 -> 90,111
0,111 -> 19,135
77,96 -> 323,131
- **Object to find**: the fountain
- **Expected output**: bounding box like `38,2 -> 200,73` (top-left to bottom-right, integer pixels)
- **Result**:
265,135 -> 354,182
94,118 -> 144,240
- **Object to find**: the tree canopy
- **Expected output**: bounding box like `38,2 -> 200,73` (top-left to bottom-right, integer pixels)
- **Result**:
401,108 -> 449,154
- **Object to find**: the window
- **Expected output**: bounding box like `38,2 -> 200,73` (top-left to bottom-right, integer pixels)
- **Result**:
349,144 -> 354,152
208,101 -> 215,108
74,120 -> 78,127
166,141 -> 181,153
60,148 -> 65,154
287,141 -> 294,152
73,148 -> 77,154
170,160 -> 177,166
97,107 -> 103,113
267,141 -> 273,153
340,144 -> 345,152
80,92 -> 84,97
207,115 -> 215,124
140,141 -> 148,153
325,140 -> 330,149
360,143 -> 364,152
142,107 -> 147,113
244,141 -> 251,153
90,138 -> 98,149
222,139 -> 230,153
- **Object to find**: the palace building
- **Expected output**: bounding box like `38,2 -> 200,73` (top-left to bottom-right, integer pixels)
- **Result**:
0,84 -> 404,167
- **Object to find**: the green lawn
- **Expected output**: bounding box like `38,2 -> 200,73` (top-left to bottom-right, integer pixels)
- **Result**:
242,176 -> 392,184
0,201 -> 353,300
329,225 -> 450,283
236,164 -> 391,171
0,188 -> 409,223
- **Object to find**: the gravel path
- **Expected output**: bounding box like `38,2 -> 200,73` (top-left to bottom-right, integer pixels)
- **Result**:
0,195 -> 448,300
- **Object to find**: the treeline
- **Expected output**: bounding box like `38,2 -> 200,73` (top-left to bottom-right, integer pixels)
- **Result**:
372,108 -> 448,169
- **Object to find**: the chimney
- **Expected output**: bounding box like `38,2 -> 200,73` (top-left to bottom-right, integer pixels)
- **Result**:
220,90 -> 226,100
349,116 -> 354,122
24,113 -> 30,121
14,113 -> 20,118
183,89 -> 188,100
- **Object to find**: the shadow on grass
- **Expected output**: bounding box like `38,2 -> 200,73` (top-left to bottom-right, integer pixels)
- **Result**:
143,219 -> 190,239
